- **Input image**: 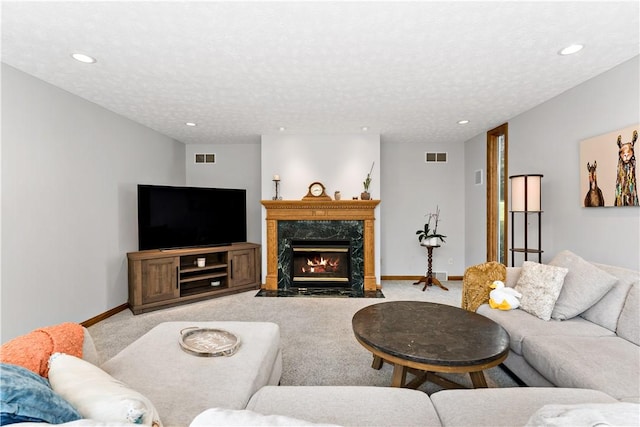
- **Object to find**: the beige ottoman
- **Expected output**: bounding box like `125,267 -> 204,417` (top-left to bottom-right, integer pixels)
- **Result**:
101,321 -> 282,427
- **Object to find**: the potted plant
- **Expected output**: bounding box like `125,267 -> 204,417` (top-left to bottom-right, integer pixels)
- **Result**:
361,162 -> 374,200
416,206 -> 446,246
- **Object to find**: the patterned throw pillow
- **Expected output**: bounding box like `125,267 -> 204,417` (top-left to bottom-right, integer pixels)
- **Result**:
515,261 -> 568,321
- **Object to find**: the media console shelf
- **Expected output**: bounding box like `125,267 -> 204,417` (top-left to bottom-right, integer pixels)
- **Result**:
127,242 -> 260,314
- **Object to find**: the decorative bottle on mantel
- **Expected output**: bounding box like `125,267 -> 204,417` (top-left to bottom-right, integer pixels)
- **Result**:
361,162 -> 374,200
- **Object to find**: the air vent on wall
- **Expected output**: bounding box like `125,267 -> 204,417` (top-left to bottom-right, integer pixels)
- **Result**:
195,153 -> 216,164
475,169 -> 483,185
433,271 -> 448,282
425,152 -> 447,163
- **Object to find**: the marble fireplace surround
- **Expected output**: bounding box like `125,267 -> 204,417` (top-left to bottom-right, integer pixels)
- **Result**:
261,200 -> 380,292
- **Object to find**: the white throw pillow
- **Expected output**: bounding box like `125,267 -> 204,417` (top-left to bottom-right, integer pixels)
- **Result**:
549,251 -> 618,320
525,402 -> 639,427
514,261 -> 568,321
48,353 -> 162,426
190,408 -> 341,427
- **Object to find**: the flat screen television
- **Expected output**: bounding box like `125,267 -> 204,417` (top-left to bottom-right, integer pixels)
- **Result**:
137,184 -> 247,250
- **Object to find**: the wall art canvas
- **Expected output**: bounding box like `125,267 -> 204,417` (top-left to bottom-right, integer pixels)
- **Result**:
580,124 -> 638,207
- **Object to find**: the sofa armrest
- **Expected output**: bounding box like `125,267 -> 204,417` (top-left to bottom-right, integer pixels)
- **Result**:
81,328 -> 100,366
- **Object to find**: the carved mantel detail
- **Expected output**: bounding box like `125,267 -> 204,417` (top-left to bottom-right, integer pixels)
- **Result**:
261,200 -> 381,291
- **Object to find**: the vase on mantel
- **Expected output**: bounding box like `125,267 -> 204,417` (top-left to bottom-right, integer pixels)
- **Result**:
360,191 -> 371,200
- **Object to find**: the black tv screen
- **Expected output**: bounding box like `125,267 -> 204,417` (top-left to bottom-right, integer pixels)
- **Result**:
137,184 -> 247,250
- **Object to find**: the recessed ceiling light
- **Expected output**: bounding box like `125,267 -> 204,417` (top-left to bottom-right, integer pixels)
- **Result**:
361,126 -> 369,132
558,44 -> 584,56
278,127 -> 286,132
457,120 -> 470,125
71,53 -> 97,64
185,122 -> 197,127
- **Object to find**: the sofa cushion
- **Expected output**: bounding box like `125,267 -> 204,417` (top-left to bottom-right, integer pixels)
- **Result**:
502,352 -> 555,387
515,261 -> 568,320
525,402 -> 639,427
101,321 -> 282,427
477,304 -> 614,355
0,363 -> 81,425
617,284 -> 639,345
522,335 -> 640,402
548,251 -> 617,320
247,386 -> 441,427
430,387 -> 617,427
48,353 -> 162,426
190,408 -> 340,427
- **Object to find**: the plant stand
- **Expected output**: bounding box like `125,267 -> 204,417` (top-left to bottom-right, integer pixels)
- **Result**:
413,245 -> 448,291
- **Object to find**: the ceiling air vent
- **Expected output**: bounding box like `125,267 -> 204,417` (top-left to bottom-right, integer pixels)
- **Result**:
425,152 -> 447,163
195,153 -> 216,164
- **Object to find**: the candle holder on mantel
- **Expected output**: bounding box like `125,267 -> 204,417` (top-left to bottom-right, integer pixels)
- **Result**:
272,176 -> 282,200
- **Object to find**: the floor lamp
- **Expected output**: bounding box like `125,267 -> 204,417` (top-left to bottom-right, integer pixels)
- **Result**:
509,174 -> 543,267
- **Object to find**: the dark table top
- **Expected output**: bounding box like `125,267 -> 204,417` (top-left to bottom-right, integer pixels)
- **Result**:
352,301 -> 510,367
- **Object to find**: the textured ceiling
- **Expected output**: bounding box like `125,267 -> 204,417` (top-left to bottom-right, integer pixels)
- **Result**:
2,1 -> 638,145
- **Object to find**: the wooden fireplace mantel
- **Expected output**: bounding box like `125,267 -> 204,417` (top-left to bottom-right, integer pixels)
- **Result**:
261,200 -> 381,291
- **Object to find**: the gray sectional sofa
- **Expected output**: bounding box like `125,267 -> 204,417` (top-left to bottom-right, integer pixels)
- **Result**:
477,255 -> 639,403
8,252 -> 639,426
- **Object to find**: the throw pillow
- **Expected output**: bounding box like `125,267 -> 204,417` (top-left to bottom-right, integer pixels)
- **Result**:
549,250 -> 618,320
190,408 -> 341,427
48,353 -> 162,427
0,322 -> 84,377
0,363 -> 82,425
514,261 -> 568,321
581,264 -> 636,331
461,261 -> 507,311
616,284 -> 639,346
525,402 -> 639,427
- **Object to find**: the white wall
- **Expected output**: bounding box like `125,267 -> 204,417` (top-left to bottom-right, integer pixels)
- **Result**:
465,56 -> 640,270
185,144 -> 262,244
1,65 -> 186,341
381,141 -> 466,277
260,134 -> 381,282
464,132 -> 488,267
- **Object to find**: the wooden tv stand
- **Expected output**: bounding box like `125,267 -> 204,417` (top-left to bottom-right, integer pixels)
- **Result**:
127,242 -> 260,314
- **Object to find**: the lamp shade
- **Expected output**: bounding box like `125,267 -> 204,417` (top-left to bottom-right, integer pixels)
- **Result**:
510,174 -> 543,212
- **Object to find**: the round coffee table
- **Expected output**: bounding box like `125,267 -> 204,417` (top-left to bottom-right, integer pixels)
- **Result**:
352,301 -> 510,389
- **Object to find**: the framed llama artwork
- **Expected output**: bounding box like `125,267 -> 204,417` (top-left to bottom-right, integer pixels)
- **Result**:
580,124 -> 638,207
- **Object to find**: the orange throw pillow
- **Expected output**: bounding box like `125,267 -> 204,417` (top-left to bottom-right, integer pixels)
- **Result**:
0,322 -> 84,377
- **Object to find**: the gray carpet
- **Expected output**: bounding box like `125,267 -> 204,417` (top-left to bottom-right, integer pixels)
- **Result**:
88,281 -> 519,394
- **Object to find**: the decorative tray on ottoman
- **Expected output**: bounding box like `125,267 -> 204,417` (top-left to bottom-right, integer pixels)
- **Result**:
179,327 -> 240,357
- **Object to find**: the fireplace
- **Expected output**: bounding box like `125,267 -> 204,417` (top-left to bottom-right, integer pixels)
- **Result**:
261,199 -> 381,295
291,240 -> 351,288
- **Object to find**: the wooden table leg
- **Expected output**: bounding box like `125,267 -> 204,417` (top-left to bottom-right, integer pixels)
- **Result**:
413,245 -> 448,291
427,277 -> 449,291
391,364 -> 407,388
371,355 -> 383,370
413,276 -> 427,286
469,371 -> 488,388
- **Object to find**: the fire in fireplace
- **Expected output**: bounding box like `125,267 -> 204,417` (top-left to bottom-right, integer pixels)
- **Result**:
290,240 -> 351,288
